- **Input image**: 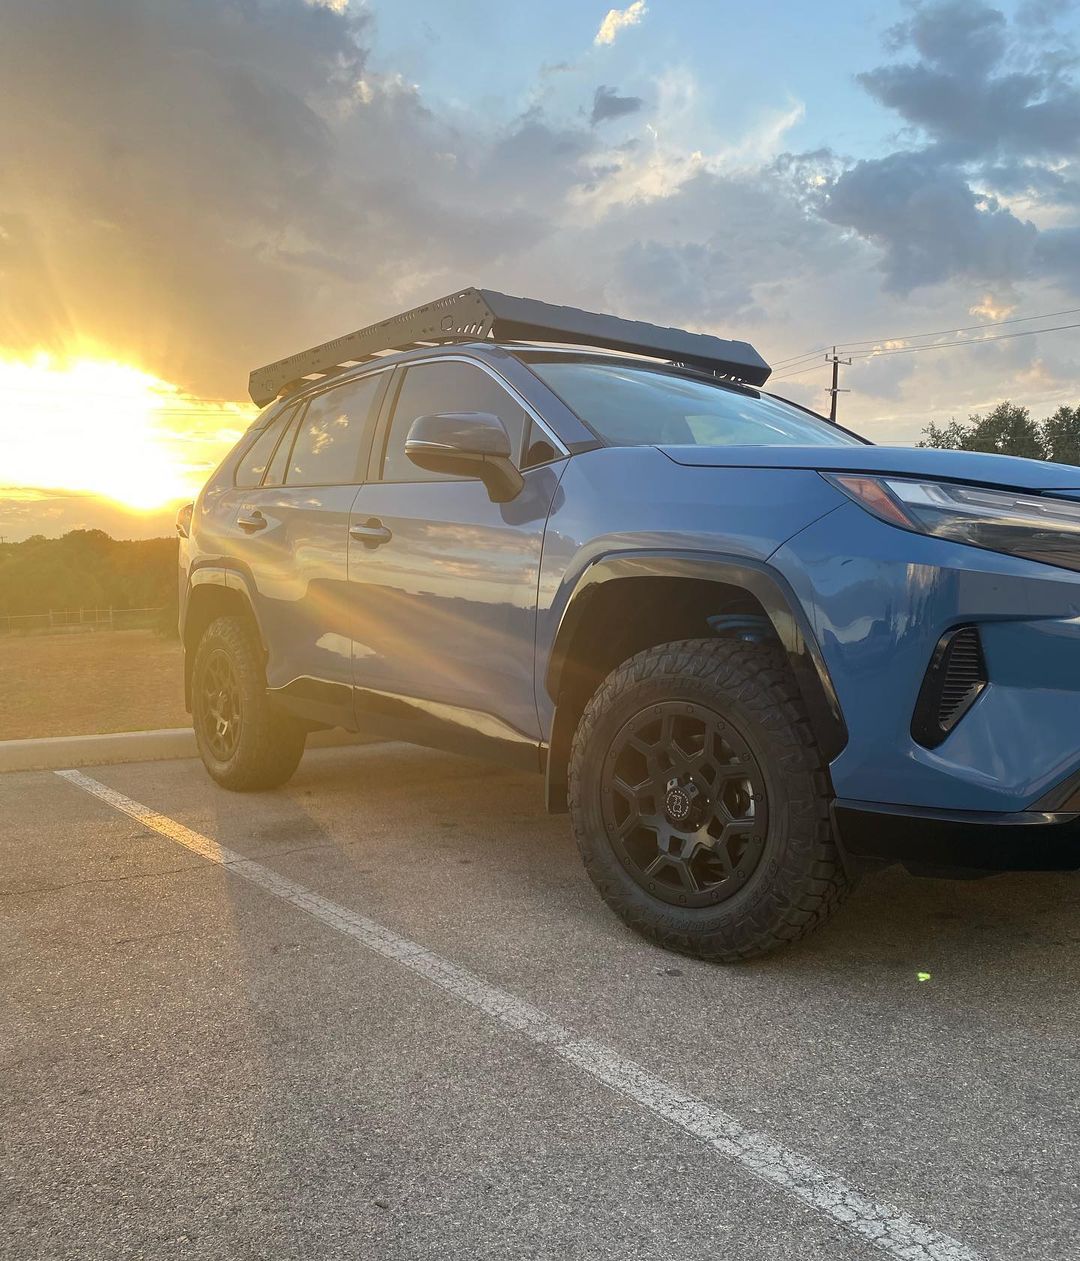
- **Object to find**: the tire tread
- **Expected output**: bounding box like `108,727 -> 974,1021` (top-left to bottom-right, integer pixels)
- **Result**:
568,637 -> 848,962
192,615 -> 306,791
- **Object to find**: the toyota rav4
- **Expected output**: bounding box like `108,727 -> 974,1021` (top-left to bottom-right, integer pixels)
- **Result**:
177,289 -> 1080,961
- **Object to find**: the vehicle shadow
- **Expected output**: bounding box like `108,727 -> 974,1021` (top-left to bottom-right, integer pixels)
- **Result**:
278,745 -> 1080,994
802,861 -> 1080,968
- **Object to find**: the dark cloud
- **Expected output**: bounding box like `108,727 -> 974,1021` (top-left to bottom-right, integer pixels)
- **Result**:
613,239 -> 754,322
0,0 -> 1075,439
0,0 -> 571,396
821,0 -> 1080,294
882,0 -> 1007,76
1016,0 -> 1075,27
860,0 -> 1080,164
823,152 -> 1037,291
593,168 -> 856,330
0,0 -> 827,401
590,85 -> 644,126
1035,225 -> 1080,286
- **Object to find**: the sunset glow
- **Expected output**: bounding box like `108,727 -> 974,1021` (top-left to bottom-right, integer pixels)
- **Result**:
0,353 -> 253,512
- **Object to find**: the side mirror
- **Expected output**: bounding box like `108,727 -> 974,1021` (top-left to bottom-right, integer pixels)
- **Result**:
404,411 -> 524,502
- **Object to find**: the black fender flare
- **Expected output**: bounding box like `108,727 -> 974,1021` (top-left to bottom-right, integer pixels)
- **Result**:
182,564 -> 268,703
543,550 -> 847,810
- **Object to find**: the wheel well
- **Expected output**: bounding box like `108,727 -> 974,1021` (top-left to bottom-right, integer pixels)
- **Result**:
545,576 -> 776,812
182,582 -> 262,709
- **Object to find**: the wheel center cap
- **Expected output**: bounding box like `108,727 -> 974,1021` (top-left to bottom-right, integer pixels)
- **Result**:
664,776 -> 708,830
665,785 -> 692,823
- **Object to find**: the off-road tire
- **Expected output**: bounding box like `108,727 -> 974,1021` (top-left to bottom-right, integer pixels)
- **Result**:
568,637 -> 848,962
191,615 -> 306,791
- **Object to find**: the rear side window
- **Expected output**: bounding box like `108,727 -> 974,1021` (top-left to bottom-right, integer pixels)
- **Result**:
234,409 -> 293,488
263,407 -> 300,487
380,361 -> 529,483
285,373 -> 384,486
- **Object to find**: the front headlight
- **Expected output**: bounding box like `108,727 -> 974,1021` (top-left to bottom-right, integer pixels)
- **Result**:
823,473 -> 1080,573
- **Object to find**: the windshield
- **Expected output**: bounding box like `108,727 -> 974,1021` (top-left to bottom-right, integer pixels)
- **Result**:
525,358 -> 864,448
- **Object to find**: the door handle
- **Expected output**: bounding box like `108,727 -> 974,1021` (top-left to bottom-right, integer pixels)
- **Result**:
349,518 -> 393,547
236,509 -> 267,532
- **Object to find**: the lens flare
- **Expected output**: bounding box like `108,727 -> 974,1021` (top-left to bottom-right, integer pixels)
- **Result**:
0,352 -> 253,511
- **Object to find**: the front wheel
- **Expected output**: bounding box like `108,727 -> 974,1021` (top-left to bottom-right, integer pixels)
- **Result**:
568,638 -> 849,962
191,615 -> 306,791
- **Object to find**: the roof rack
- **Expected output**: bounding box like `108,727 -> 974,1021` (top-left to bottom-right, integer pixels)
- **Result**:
248,287 -> 771,406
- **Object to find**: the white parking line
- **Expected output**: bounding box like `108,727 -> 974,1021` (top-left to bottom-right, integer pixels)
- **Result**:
57,767 -> 983,1261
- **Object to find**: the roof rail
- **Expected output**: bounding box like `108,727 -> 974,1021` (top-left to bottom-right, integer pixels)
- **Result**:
248,287 -> 771,406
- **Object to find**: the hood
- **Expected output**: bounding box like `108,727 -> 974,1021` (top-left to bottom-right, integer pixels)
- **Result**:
658,444 -> 1080,493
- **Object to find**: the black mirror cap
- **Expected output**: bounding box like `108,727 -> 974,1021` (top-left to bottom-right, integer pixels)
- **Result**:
405,411 -> 523,503
405,411 -> 512,461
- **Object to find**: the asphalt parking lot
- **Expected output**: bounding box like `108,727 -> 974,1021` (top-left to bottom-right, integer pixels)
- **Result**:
3,743 -> 1079,1260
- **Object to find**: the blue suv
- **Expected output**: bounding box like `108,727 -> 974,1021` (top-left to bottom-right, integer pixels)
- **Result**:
178,289 -> 1080,961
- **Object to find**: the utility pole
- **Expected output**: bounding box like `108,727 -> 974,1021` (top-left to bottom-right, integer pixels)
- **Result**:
826,346 -> 851,423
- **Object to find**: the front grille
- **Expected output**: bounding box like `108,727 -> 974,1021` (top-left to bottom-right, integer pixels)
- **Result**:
912,625 -> 988,748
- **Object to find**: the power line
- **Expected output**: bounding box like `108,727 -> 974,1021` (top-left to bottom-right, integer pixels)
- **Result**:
770,360 -> 832,382
770,317 -> 1080,385
770,304 -> 1080,370
846,319 -> 1080,361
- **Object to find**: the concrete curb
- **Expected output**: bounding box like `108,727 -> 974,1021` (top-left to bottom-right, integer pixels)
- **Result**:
0,727 -> 375,773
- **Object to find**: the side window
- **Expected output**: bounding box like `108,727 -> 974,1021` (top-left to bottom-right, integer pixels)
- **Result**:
522,418 -> 558,470
263,406 -> 300,487
234,410 -> 292,488
380,361 -> 529,483
285,373 -> 383,486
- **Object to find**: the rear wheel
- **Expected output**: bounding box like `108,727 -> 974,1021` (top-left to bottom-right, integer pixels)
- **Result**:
191,615 -> 306,790
569,637 -> 848,962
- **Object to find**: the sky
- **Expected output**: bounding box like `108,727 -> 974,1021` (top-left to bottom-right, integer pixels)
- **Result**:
1,0 -> 1079,539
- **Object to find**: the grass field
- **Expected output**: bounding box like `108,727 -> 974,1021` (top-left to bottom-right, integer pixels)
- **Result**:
0,629 -> 188,740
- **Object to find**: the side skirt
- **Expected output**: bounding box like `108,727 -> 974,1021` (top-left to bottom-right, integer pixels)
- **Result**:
269,678 -> 544,775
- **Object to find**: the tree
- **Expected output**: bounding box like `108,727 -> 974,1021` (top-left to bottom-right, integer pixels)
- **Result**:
0,532 -> 177,618
919,401 -> 1044,459
1042,405 -> 1080,468
920,418 -> 973,451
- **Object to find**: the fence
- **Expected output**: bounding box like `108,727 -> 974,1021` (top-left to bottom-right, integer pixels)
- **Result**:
0,607 -> 170,636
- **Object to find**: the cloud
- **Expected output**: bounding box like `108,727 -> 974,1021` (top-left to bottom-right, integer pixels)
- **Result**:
969,293 -> 1017,320
858,0 -> 1080,172
0,0 -> 574,397
820,0 -> 1080,295
882,0 -> 1007,77
823,152 -> 1038,291
0,488 -> 180,541
0,0 -> 1077,490
0,0 -> 827,403
590,85 -> 644,125
594,1 -> 647,46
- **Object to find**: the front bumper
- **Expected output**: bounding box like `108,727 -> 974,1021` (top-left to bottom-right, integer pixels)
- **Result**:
833,798 -> 1080,876
772,501 -> 1080,816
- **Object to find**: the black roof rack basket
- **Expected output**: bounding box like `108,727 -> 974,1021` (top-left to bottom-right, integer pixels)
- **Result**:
248,287 -> 771,406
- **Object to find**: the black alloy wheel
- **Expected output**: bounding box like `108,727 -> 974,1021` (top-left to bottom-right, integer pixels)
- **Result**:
568,638 -> 850,962
601,701 -> 768,908
198,647 -> 243,761
191,615 -> 307,791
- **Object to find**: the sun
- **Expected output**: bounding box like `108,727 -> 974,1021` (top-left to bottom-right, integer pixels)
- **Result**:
0,352 -> 254,511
